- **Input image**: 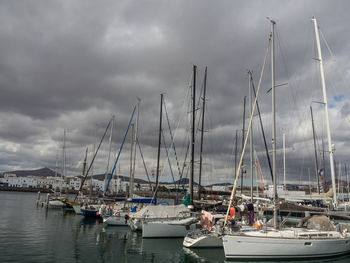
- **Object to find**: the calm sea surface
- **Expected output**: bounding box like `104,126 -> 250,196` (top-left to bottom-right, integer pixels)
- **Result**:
1,191 -> 350,263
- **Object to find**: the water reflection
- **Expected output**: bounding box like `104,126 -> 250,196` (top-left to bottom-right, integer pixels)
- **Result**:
183,247 -> 225,262
2,192 -> 350,263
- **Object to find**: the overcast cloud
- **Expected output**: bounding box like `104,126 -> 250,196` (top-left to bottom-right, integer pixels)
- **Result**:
1,0 -> 349,188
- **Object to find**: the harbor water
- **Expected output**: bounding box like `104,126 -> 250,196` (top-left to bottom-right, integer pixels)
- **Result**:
1,191 -> 350,263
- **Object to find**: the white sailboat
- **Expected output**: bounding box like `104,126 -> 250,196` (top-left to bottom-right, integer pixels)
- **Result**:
100,203 -> 129,226
183,212 -> 224,248
47,130 -> 67,209
128,204 -> 194,231
142,217 -> 198,238
223,18 -> 350,259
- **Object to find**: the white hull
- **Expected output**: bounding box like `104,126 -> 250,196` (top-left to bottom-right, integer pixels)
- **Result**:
142,219 -> 197,238
223,230 -> 350,259
103,212 -> 128,226
128,204 -> 192,231
48,200 -> 65,208
183,234 -> 222,248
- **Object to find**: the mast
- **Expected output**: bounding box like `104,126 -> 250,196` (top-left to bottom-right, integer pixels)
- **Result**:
90,129 -> 96,196
241,96 -> 246,195
248,70 -> 254,202
234,130 -> 238,182
270,19 -> 278,229
132,100 -> 140,194
338,161 -> 342,201
346,165 -> 349,201
322,137 -> 326,192
251,75 -> 274,182
283,133 -> 286,189
129,123 -> 135,199
104,116 -> 115,193
190,65 -> 196,205
312,17 -> 337,206
61,129 -> 66,195
155,94 -> 163,201
82,148 -> 88,178
198,66 -> 207,201
310,106 -> 320,194
308,168 -> 312,194
55,151 -> 58,178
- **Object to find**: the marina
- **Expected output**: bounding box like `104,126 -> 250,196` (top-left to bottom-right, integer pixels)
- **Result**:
1,1 -> 350,263
1,191 -> 350,263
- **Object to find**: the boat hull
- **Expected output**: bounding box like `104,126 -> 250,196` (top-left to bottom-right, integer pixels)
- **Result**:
47,200 -> 65,209
81,209 -> 100,217
103,212 -> 128,226
183,234 -> 222,248
142,220 -> 196,238
223,232 -> 350,259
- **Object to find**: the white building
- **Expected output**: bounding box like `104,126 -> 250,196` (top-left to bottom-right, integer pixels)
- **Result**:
68,177 -> 82,190
0,174 -> 38,188
0,173 -> 131,194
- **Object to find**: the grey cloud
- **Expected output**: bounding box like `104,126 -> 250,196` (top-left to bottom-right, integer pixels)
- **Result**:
1,0 -> 350,187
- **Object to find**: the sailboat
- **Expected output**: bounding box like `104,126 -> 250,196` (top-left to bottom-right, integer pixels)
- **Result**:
222,18 -> 350,259
131,68 -> 200,237
100,114 -> 137,226
47,130 -> 69,209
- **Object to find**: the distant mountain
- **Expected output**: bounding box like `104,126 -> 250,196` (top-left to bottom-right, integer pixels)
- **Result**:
4,167 -> 149,184
5,167 -> 58,178
162,178 -> 233,187
4,167 -> 231,186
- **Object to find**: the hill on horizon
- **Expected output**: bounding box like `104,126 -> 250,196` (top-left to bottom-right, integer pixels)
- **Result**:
3,167 -> 232,186
3,167 -> 149,184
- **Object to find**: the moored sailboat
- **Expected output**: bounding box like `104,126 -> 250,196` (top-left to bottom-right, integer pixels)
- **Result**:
223,18 -> 350,259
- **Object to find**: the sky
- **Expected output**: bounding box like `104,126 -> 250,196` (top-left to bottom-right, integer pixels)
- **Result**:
0,0 -> 350,188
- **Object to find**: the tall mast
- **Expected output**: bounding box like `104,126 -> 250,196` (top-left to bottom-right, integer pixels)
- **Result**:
61,129 -> 66,195
129,123 -> 135,199
104,116 -> 115,192
248,70 -> 254,202
129,100 -> 140,199
55,151 -> 58,178
338,161 -> 341,200
155,94 -> 163,201
322,137 -> 326,192
283,133 -> 286,189
345,165 -> 349,200
190,65 -> 196,205
310,106 -> 320,194
308,168 -> 312,194
234,130 -> 238,183
132,100 -> 140,193
241,96 -> 246,196
90,129 -> 96,196
82,147 -> 88,178
198,66 -> 207,201
312,17 -> 337,206
270,19 -> 278,229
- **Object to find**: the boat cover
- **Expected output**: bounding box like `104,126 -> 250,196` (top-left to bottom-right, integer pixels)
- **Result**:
299,215 -> 336,231
129,204 -> 191,219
